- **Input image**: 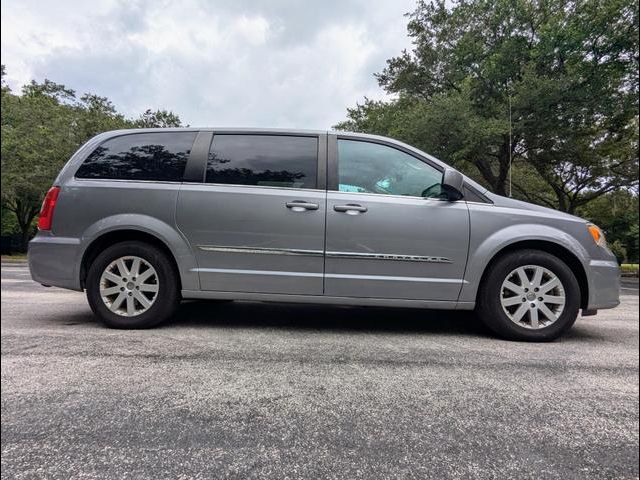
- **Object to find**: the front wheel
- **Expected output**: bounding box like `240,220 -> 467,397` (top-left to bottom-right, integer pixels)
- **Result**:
86,241 -> 180,328
476,249 -> 580,341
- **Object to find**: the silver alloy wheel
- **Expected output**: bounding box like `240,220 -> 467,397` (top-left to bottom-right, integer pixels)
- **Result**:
99,256 -> 159,317
500,265 -> 566,329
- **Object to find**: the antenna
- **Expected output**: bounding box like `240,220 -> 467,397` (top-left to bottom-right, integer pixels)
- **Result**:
508,86 -> 513,198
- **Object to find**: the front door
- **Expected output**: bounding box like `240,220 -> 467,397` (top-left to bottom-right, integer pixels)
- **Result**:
324,137 -> 470,301
176,133 -> 326,295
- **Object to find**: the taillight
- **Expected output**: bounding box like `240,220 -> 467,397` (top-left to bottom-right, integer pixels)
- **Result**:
37,186 -> 61,231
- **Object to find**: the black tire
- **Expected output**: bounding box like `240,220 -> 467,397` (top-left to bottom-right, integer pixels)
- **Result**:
476,249 -> 580,341
86,241 -> 180,328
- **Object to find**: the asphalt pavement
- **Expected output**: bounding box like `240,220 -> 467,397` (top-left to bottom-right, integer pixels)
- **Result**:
1,263 -> 638,479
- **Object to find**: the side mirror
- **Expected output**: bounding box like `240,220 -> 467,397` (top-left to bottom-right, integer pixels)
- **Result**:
442,169 -> 465,201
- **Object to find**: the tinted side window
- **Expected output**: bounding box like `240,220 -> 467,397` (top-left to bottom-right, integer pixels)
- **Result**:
76,132 -> 197,182
337,140 -> 444,198
206,135 -> 317,189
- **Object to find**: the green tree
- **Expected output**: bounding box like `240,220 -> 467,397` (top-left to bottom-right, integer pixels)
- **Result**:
76,94 -> 132,139
577,189 -> 640,262
337,0 -> 639,211
135,109 -> 183,128
609,240 -> 627,264
1,79 -> 78,248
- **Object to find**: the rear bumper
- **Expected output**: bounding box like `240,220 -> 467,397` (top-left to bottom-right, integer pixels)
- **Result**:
28,233 -> 82,291
586,259 -> 620,310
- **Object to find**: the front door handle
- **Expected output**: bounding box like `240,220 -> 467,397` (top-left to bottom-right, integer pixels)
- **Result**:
286,200 -> 319,212
333,204 -> 368,214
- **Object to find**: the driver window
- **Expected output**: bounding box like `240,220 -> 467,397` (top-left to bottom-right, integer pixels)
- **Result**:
337,139 -> 444,198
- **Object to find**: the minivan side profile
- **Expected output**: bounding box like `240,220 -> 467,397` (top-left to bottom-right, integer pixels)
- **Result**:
28,128 -> 620,341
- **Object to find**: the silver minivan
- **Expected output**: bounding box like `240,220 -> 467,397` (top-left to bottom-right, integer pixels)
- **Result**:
28,128 -> 620,340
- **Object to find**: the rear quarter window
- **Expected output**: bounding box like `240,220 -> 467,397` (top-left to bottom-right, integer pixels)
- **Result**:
75,132 -> 197,182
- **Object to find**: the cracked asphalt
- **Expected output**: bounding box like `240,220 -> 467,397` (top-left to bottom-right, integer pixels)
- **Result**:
1,263 -> 638,479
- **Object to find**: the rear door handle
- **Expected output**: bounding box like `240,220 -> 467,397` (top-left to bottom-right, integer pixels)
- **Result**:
333,204 -> 368,213
286,200 -> 319,211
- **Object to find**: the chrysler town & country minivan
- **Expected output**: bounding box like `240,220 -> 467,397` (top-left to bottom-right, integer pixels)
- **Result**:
28,128 -> 620,341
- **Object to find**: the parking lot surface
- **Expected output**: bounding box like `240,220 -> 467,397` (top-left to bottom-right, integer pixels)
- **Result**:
1,263 -> 638,479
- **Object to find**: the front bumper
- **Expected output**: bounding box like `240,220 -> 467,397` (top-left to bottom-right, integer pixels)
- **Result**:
586,259 -> 620,310
28,233 -> 83,291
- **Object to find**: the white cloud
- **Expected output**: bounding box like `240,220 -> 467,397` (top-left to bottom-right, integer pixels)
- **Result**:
232,15 -> 271,45
0,0 -> 414,129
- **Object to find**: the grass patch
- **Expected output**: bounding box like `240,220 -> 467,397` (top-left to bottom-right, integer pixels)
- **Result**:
1,254 -> 27,262
621,264 -> 639,276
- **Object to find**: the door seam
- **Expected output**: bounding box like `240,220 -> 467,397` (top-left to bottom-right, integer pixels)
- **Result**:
322,134 -> 329,295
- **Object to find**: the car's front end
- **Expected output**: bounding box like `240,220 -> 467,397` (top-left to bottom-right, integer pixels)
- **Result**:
485,194 -> 621,314
580,223 -> 621,313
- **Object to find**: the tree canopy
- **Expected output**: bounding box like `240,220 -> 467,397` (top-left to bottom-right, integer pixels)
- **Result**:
336,0 -> 638,209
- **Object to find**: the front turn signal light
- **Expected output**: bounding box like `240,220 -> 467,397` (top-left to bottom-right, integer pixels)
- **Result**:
587,223 -> 607,248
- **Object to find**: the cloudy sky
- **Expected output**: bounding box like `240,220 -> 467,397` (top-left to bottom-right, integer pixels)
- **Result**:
1,0 -> 415,129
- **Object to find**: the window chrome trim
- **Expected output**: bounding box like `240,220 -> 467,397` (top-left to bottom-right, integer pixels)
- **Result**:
72,178 -> 183,185
187,183 -> 325,193
465,200 -> 495,206
328,191 -> 451,202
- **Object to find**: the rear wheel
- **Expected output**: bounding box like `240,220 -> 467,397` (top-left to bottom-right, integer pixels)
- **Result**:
86,241 -> 180,328
477,249 -> 580,341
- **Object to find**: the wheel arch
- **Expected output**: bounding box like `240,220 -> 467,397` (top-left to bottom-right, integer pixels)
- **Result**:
476,240 -> 589,309
80,228 -> 193,291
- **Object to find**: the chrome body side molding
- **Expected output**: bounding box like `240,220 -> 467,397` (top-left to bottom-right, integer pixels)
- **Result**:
197,245 -> 452,264
326,251 -> 452,263
198,245 -> 323,257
